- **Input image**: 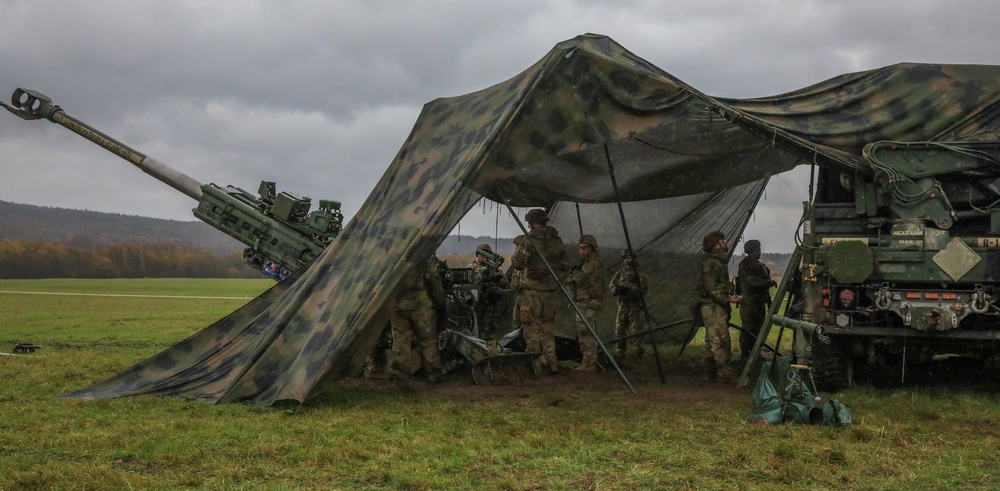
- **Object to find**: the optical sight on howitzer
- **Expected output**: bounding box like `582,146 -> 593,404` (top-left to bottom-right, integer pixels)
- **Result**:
2,88 -> 343,280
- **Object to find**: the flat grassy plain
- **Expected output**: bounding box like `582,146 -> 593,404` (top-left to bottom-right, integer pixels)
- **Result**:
1,279 -> 999,490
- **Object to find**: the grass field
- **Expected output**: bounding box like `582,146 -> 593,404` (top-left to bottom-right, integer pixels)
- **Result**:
1,279 -> 999,490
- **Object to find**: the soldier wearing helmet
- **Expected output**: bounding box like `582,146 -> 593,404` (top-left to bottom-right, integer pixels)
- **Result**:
608,248 -> 648,360
737,239 -> 777,360
565,234 -> 606,372
388,257 -> 448,383
511,208 -> 569,374
468,242 -> 494,273
697,230 -> 741,383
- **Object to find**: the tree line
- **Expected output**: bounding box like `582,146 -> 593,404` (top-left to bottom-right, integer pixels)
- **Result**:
0,240 -> 259,279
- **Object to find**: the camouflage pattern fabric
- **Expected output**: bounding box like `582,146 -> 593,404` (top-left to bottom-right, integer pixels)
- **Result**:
699,251 -> 734,379
609,262 -> 647,358
63,34 -> 1000,405
519,289 -> 559,373
567,251 -> 606,367
389,258 -> 446,378
512,224 -> 569,372
613,305 -> 645,360
575,307 -> 600,368
701,303 -> 733,380
697,251 -> 732,307
567,252 -> 606,310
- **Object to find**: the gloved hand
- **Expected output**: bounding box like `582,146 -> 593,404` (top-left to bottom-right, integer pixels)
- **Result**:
769,279 -> 778,288
569,264 -> 582,272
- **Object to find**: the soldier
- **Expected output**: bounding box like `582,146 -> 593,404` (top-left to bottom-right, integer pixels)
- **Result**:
608,249 -> 648,360
388,257 -> 448,382
507,235 -> 526,332
698,230 -> 741,383
737,239 -> 777,360
511,209 -> 569,375
363,324 -> 392,379
468,243 -> 493,274
566,234 -> 607,372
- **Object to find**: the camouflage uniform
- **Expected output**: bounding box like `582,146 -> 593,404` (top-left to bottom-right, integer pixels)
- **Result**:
566,235 -> 606,370
363,323 -> 392,378
507,235 -> 525,331
698,245 -> 735,381
389,257 -> 447,381
467,242 -> 493,278
511,211 -> 568,374
737,241 -> 776,360
608,254 -> 648,360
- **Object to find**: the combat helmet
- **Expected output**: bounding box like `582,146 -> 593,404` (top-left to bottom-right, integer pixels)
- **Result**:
524,208 -> 549,224
743,239 -> 761,253
702,230 -> 725,251
579,235 -> 598,250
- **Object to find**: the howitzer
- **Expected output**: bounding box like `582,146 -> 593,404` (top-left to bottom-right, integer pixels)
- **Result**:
2,88 -> 343,280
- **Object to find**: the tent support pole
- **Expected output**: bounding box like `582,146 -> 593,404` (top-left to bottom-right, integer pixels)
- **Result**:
603,144 -> 667,384
575,202 -> 584,238
497,188 -> 635,394
738,246 -> 803,387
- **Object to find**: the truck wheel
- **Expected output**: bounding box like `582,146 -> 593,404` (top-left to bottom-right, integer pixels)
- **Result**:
811,335 -> 852,392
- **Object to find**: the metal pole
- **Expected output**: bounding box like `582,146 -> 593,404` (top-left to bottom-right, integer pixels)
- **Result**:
603,144 -> 667,384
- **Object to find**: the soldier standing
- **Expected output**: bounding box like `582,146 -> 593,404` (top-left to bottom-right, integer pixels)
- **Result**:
507,235 -> 525,332
608,249 -> 648,360
388,257 -> 448,382
698,230 -> 741,383
566,235 -> 606,372
737,239 -> 777,360
468,243 -> 493,274
511,209 -> 569,375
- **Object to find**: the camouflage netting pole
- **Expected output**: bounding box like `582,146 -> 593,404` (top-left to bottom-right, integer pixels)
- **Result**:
604,144 -> 667,384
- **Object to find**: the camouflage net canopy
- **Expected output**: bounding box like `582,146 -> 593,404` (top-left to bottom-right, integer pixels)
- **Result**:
66,34 -> 1000,405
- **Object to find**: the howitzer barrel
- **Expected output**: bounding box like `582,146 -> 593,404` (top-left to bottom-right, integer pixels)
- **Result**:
3,87 -> 344,280
1,88 -> 203,201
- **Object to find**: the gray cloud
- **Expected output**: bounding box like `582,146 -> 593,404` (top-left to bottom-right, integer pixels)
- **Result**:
2,0 -> 998,253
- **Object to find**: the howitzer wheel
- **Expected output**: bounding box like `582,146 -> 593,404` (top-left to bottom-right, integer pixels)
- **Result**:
811,335 -> 852,392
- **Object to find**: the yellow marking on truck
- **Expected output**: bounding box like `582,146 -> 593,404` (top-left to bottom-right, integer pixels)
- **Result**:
820,237 -> 868,246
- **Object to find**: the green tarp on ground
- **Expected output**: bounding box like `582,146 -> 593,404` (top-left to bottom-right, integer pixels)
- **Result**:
65,33 -> 1000,405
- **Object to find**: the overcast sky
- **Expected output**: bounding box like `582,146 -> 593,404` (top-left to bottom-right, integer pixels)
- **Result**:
2,0 -> 999,252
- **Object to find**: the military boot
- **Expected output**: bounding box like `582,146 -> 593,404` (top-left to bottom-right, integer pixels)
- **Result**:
716,361 -> 737,384
701,358 -> 717,381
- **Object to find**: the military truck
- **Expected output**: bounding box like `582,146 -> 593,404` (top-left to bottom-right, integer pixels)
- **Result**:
797,141 -> 1000,389
2,88 -> 343,280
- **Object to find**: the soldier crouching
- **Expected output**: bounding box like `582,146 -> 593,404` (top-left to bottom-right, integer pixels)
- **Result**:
388,257 -> 448,383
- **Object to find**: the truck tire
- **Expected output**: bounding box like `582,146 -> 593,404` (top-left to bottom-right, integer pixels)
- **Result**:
811,335 -> 852,392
